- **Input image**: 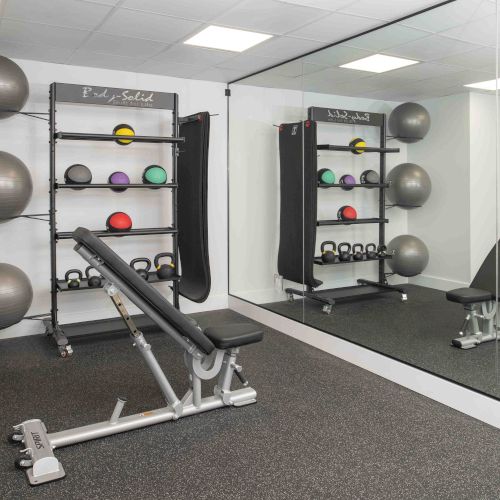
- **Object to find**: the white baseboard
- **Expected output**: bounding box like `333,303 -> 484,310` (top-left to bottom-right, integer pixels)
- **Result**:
409,274 -> 468,291
229,296 -> 500,430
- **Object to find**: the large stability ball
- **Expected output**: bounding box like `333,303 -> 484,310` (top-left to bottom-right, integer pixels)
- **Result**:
0,151 -> 33,222
0,56 -> 29,119
387,235 -> 429,277
388,102 -> 430,143
386,163 -> 431,209
0,263 -> 33,330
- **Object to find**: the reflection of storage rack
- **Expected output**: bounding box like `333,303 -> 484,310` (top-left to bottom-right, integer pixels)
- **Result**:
46,83 -> 183,356
282,106 -> 407,314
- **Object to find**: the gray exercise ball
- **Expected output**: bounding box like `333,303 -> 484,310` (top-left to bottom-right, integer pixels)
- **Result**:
388,102 -> 430,143
0,263 -> 33,330
0,151 -> 33,222
387,235 -> 429,277
0,56 -> 29,119
386,163 -> 431,209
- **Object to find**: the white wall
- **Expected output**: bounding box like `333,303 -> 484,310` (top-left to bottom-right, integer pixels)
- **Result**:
0,59 -> 228,339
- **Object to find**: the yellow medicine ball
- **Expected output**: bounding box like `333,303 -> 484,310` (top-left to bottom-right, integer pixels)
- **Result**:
113,123 -> 135,145
349,137 -> 366,155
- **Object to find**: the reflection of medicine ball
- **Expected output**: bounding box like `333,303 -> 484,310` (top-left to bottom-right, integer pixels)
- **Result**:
387,235 -> 429,277
106,212 -> 132,232
113,124 -> 135,145
143,165 -> 167,186
0,263 -> 33,329
0,56 -> 29,120
318,168 -> 335,185
388,102 -> 431,143
386,163 -> 431,209
339,174 -> 356,190
337,205 -> 357,221
0,151 -> 33,223
108,171 -> 130,192
360,170 -> 380,187
349,137 -> 366,154
64,164 -> 92,189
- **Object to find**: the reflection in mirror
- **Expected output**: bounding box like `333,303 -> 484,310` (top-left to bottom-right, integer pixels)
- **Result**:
229,0 -> 499,399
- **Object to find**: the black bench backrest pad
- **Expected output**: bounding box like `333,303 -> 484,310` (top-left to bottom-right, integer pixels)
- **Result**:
72,227 -> 215,354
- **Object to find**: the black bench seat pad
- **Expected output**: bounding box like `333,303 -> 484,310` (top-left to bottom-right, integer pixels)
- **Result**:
204,324 -> 263,349
446,287 -> 494,304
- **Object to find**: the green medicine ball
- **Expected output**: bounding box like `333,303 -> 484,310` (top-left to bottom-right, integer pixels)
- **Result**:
142,165 -> 167,185
318,168 -> 335,185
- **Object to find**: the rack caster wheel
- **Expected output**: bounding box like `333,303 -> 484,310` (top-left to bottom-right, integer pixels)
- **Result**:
59,345 -> 73,358
322,304 -> 333,315
15,454 -> 32,469
287,292 -> 294,303
401,294 -> 408,302
8,432 -> 23,445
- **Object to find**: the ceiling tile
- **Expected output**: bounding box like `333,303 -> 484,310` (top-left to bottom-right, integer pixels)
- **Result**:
289,12 -> 382,42
434,46 -> 497,71
302,44 -> 371,66
440,16 -> 497,47
244,35 -> 325,59
81,0 -> 122,5
135,59 -> 205,78
98,8 -> 202,43
67,50 -> 144,71
82,32 -> 168,58
386,62 -> 465,81
152,44 -> 234,66
0,40 -> 73,64
218,53 -> 284,73
262,59 -> 326,77
420,68 -> 495,89
121,0 -> 242,22
401,0 -> 496,33
3,0 -> 113,30
338,0 -> 445,21
212,0 -> 330,35
191,67 -> 245,82
239,72 -> 304,90
300,65 -> 372,86
276,0 -> 358,11
345,25 -> 430,52
384,34 -> 482,62
0,19 -> 90,49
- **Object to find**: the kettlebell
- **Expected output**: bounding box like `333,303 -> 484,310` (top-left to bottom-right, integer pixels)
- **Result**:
352,243 -> 364,261
338,243 -> 351,262
85,266 -> 102,288
365,243 -> 378,260
65,269 -> 82,289
377,244 -> 387,257
154,252 -> 176,280
320,241 -> 336,263
130,258 -> 151,280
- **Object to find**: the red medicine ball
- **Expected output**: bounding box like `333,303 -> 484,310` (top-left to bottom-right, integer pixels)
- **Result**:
106,212 -> 132,232
338,205 -> 357,221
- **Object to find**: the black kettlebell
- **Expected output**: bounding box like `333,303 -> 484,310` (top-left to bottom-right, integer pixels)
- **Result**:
65,269 -> 82,289
85,266 -> 102,288
154,253 -> 176,280
130,258 -> 151,280
320,241 -> 336,263
365,243 -> 378,259
338,243 -> 351,262
377,244 -> 387,257
352,243 -> 364,261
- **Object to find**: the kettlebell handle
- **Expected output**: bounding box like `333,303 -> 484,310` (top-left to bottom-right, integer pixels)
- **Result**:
338,242 -> 351,253
352,243 -> 364,253
85,266 -> 101,279
365,243 -> 376,252
130,258 -> 151,271
320,241 -> 336,253
154,252 -> 175,269
65,269 -> 82,282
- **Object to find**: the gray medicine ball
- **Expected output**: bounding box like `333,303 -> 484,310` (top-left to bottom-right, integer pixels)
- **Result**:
0,263 -> 33,330
386,163 -> 431,209
387,235 -> 429,277
0,151 -> 33,222
388,102 -> 430,143
0,56 -> 29,119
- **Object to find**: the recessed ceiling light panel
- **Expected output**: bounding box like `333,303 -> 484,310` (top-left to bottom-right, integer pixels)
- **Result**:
340,54 -> 419,73
184,26 -> 272,52
464,79 -> 499,91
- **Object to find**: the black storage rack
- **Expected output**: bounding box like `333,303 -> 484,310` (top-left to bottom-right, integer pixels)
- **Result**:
46,82 -> 183,356
285,106 -> 407,314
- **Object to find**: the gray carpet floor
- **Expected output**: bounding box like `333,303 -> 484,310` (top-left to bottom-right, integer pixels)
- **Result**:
263,284 -> 500,399
0,309 -> 499,499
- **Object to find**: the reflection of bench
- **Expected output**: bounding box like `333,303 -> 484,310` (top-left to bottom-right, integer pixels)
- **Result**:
446,243 -> 498,349
11,227 -> 263,486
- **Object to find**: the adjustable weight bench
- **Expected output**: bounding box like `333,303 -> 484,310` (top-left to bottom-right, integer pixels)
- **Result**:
10,227 -> 263,486
446,242 -> 498,349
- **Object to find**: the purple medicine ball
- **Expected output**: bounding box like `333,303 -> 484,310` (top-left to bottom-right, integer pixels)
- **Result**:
340,174 -> 356,191
108,171 -> 130,192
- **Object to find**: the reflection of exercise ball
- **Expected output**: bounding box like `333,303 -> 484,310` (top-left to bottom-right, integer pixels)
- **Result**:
0,263 -> 33,330
0,56 -> 29,119
387,163 -> 431,209
387,235 -> 429,277
389,102 -> 430,143
0,152 -> 33,222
